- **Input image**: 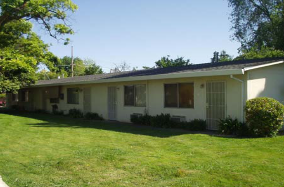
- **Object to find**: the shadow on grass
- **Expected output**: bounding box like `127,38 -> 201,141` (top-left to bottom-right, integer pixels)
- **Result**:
0,110 -> 219,138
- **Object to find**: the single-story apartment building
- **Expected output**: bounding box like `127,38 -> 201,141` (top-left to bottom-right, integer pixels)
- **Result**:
5,58 -> 284,130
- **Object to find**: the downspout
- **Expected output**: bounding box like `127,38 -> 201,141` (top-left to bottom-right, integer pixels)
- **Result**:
230,74 -> 244,122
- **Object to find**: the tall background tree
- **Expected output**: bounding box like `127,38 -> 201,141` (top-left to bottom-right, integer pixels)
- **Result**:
143,55 -> 191,69
84,59 -> 103,75
0,0 -> 77,93
228,0 -> 284,57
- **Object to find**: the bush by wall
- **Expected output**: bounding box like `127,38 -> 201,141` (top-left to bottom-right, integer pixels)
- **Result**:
131,113 -> 206,131
85,112 -> 104,121
218,117 -> 250,136
68,109 -> 83,118
245,97 -> 284,137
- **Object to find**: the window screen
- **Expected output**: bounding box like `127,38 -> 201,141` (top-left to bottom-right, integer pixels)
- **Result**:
164,83 -> 194,108
179,83 -> 194,108
124,85 -> 146,107
135,85 -> 146,107
124,86 -> 135,106
164,84 -> 178,107
67,88 -> 79,104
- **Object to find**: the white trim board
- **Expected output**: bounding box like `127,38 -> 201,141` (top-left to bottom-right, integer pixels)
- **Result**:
243,61 -> 284,71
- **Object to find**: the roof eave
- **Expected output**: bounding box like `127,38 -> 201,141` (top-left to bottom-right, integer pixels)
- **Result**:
31,69 -> 244,88
243,60 -> 284,71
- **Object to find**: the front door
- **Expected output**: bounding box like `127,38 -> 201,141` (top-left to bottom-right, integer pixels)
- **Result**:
83,87 -> 92,113
206,81 -> 226,130
108,87 -> 117,120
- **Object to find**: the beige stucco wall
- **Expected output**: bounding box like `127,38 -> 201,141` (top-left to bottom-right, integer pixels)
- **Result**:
246,63 -> 284,104
26,75 -> 244,123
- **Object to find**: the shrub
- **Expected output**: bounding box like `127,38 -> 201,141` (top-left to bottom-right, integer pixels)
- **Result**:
150,113 -> 172,128
218,117 -> 250,136
85,112 -> 104,120
245,97 -> 284,137
53,110 -> 64,115
68,109 -> 83,118
182,119 -> 207,131
131,113 -> 206,131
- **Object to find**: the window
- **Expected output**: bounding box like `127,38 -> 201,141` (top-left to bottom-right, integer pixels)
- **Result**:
12,94 -> 18,102
21,91 -> 28,102
124,85 -> 146,107
164,83 -> 194,108
67,88 -> 79,104
50,98 -> 59,103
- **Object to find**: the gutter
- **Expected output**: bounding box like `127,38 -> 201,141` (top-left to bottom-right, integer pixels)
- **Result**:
31,69 -> 244,88
230,74 -> 244,122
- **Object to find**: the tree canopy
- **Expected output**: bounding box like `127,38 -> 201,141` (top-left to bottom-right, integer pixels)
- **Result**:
0,0 -> 78,44
0,0 -> 77,93
228,0 -> 284,51
0,20 -> 60,93
235,46 -> 284,60
143,55 -> 191,69
84,59 -> 103,75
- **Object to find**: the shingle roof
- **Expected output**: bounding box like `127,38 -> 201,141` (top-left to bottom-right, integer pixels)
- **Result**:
36,57 -> 284,86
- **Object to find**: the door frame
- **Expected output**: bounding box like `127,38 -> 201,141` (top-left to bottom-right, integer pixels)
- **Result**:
83,87 -> 92,114
108,86 -> 117,121
205,80 -> 227,130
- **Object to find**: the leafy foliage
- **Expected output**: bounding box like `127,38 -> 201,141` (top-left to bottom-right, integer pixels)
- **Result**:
228,0 -> 284,51
154,55 -> 191,68
59,56 -> 86,77
84,112 -> 104,121
0,1 -> 77,93
245,97 -> 284,137
219,50 -> 233,62
84,59 -> 103,75
68,108 -> 84,118
234,46 -> 284,60
0,0 -> 78,44
219,117 -> 250,136
131,113 -> 206,131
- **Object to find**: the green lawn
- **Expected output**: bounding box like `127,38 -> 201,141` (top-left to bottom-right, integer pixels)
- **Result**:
0,112 -> 284,187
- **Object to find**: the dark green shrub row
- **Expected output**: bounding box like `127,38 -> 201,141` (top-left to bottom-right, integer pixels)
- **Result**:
245,97 -> 284,137
131,113 -> 206,131
69,109 -> 84,118
85,112 -> 104,121
68,109 -> 104,121
218,117 -> 250,137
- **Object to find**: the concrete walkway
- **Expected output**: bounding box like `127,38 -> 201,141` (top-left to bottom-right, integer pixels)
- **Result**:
0,176 -> 8,187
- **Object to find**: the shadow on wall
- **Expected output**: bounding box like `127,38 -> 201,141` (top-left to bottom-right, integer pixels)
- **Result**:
0,110 -> 219,138
249,64 -> 284,104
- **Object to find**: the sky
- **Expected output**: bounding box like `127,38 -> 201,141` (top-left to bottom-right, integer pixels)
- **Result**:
35,0 -> 240,72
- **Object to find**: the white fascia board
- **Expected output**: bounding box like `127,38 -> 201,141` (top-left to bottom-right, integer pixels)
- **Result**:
31,69 -> 244,88
243,61 -> 284,71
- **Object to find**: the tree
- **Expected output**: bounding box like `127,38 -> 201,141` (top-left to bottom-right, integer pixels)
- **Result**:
211,50 -> 233,63
111,62 -> 132,73
154,55 -> 190,68
0,0 -> 78,44
0,1 -> 77,93
84,59 -> 103,75
219,50 -> 233,62
59,56 -> 86,77
0,20 -> 60,93
228,0 -> 284,51
234,46 -> 284,60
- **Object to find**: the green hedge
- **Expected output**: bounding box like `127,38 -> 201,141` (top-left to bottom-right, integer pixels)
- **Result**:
245,97 -> 284,137
219,117 -> 250,136
131,113 -> 206,131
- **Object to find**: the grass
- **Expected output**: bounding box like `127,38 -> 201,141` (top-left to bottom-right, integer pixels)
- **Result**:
0,112 -> 284,187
